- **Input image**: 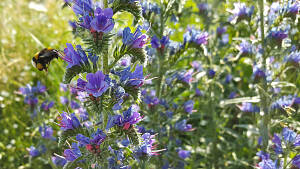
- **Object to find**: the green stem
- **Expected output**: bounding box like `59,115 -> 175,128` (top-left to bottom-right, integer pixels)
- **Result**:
258,0 -> 269,151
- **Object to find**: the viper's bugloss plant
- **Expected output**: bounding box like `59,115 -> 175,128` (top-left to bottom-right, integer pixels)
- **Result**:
15,0 -> 300,168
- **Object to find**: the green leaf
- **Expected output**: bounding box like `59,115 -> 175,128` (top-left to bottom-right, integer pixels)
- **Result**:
112,0 -> 142,21
63,65 -> 82,84
83,33 -> 114,55
127,48 -> 147,64
219,96 -> 260,107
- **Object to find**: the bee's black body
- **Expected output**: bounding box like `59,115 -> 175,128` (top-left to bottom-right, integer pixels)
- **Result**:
32,48 -> 61,71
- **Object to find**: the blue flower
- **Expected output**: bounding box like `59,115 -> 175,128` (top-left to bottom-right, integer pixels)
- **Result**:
64,143 -> 81,161
175,119 -> 194,132
39,124 -> 54,139
176,70 -> 193,84
256,151 -> 270,160
41,101 -> 54,111
252,65 -> 266,81
217,26 -> 227,36
229,3 -> 254,23
28,146 -> 40,157
60,96 -> 69,105
79,14 -> 93,29
90,129 -> 107,145
272,134 -> 283,154
197,3 -> 209,14
238,102 -> 260,113
286,1 -> 299,17
239,41 -> 253,55
122,26 -> 147,48
116,65 -> 145,88
134,133 -> 158,158
184,28 -> 209,45
184,100 -> 194,114
151,35 -> 169,49
62,44 -> 89,68
68,20 -> 77,29
284,51 -> 300,66
78,71 -> 110,97
58,112 -> 81,131
282,127 -> 297,143
52,156 -> 67,167
208,69 -> 215,78
267,28 -> 288,45
70,100 -> 80,109
90,7 -> 114,33
258,159 -> 277,169
292,155 -> 300,168
178,150 -> 191,159
72,0 -> 94,16
271,95 -> 300,110
106,106 -> 142,130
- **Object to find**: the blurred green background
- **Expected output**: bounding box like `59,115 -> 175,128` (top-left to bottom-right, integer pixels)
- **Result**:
0,0 -> 74,168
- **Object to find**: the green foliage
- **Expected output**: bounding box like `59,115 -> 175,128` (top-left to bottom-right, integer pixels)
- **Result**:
112,0 -> 142,20
63,65 -> 82,84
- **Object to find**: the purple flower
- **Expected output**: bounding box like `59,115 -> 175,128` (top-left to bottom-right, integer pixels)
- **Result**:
272,134 -> 283,154
292,155 -> 300,168
258,159 -> 276,169
72,0 -> 94,16
52,156 -> 67,167
256,151 -> 270,160
106,106 -> 142,130
282,127 -> 297,143
175,119 -> 194,132
195,88 -> 204,97
70,100 -> 80,109
60,96 -> 69,105
271,95 -> 300,110
294,135 -> 300,147
41,101 -> 54,111
90,7 -> 114,33
62,43 -> 88,68
284,51 -> 300,66
217,26 -> 227,36
191,61 -> 202,71
76,134 -> 90,146
229,3 -> 254,23
286,2 -> 299,17
184,28 -> 209,45
238,102 -> 260,113
184,100 -> 194,114
58,112 -> 81,131
121,138 -> 130,147
253,65 -> 266,81
208,69 -> 216,78
64,143 -> 81,161
122,26 -> 147,48
151,35 -> 169,49
134,133 -> 159,158
68,20 -> 77,29
176,69 -> 193,84
78,71 -> 110,97
28,146 -> 40,157
39,125 -> 54,139
79,14 -> 93,29
120,58 -> 130,66
267,28 -> 288,45
90,129 -> 107,145
225,74 -> 233,83
178,150 -> 191,159
229,91 -> 237,99
239,41 -> 253,55
117,65 -> 145,88
197,3 -> 209,14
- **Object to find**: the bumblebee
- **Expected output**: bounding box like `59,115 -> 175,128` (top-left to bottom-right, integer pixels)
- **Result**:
32,48 -> 62,71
